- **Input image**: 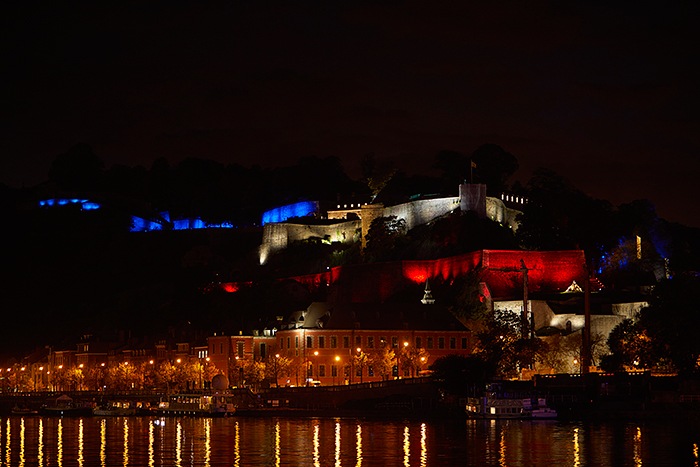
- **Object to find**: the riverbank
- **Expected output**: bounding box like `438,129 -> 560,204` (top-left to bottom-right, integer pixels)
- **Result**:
1,373 -> 698,421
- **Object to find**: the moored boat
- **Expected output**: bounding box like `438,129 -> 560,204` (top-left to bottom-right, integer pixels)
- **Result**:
39,394 -> 94,417
11,405 -> 39,416
466,396 -> 525,419
465,383 -> 558,420
155,392 -> 236,417
523,397 -> 558,420
93,400 -> 138,416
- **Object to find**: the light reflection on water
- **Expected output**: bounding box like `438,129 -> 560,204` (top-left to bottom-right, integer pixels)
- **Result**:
77,419 -> 83,467
356,424 -> 363,467
0,415 -> 696,466
37,419 -> 43,467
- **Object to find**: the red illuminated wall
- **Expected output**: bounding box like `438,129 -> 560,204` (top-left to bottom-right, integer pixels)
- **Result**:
218,250 -> 588,302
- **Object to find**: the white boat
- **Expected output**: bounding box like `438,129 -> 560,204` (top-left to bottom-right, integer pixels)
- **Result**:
39,394 -> 94,417
466,396 -> 525,419
93,401 -> 138,416
155,393 -> 236,417
11,405 -> 39,416
465,384 -> 558,420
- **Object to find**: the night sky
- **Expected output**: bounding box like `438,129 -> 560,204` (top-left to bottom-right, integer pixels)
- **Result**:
3,2 -> 699,227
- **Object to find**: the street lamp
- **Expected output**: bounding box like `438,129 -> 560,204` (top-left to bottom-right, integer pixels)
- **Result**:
399,341 -> 409,379
333,356 -> 340,386
311,351 -> 319,386
35,366 -> 44,391
273,354 -> 280,388
356,348 -> 364,383
235,356 -> 243,387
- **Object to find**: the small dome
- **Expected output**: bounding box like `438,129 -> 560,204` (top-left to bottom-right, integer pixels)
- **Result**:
211,374 -> 229,390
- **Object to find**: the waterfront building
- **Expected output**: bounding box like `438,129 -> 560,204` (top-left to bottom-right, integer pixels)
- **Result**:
273,300 -> 471,387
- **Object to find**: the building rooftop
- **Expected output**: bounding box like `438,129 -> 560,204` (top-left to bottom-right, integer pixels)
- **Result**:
281,301 -> 468,332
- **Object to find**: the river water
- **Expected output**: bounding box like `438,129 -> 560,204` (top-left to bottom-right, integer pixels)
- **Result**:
0,415 -> 697,466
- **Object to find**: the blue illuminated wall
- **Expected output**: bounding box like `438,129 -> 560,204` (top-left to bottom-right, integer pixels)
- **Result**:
38,198 -> 101,211
262,201 -> 319,225
130,212 -> 235,232
38,198 -> 236,233
130,216 -> 165,232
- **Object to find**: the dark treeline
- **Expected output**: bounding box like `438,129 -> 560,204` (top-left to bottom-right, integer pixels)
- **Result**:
1,143 -> 698,360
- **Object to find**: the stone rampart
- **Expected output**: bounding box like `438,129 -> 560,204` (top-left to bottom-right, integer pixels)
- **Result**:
486,197 -> 521,231
382,197 -> 461,231
259,220 -> 360,264
261,190 -> 521,264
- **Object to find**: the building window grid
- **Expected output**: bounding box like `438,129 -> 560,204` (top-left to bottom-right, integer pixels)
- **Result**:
318,336 -> 325,349
427,337 -> 434,349
449,337 -> 456,349
330,336 -> 337,349
438,337 -> 445,349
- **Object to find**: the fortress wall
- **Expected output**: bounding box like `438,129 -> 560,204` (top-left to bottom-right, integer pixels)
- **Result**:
382,197 -> 460,230
284,221 -> 361,244
263,194 -> 521,264
612,302 -> 648,320
486,197 -> 521,230
259,220 -> 361,264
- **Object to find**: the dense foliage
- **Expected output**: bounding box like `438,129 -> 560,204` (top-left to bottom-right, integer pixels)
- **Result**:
602,275 -> 700,375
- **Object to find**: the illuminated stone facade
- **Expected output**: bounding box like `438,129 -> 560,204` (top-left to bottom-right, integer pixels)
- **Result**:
260,184 -> 522,263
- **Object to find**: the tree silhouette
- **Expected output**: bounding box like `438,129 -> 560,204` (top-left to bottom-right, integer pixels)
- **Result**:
48,143 -> 104,191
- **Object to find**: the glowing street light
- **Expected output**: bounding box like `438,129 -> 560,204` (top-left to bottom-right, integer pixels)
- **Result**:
334,356 -> 340,386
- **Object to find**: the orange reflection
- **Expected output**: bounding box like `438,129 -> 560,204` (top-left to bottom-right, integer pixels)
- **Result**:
57,419 -> 63,467
38,419 -> 44,467
313,423 -> 320,467
148,420 -> 154,467
403,426 -> 410,467
78,419 -> 84,467
420,424 -> 427,467
275,422 -> 281,467
335,422 -> 342,467
356,424 -> 362,467
101,419 -> 106,467
634,426 -> 642,467
234,421 -> 240,467
19,418 -> 25,467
